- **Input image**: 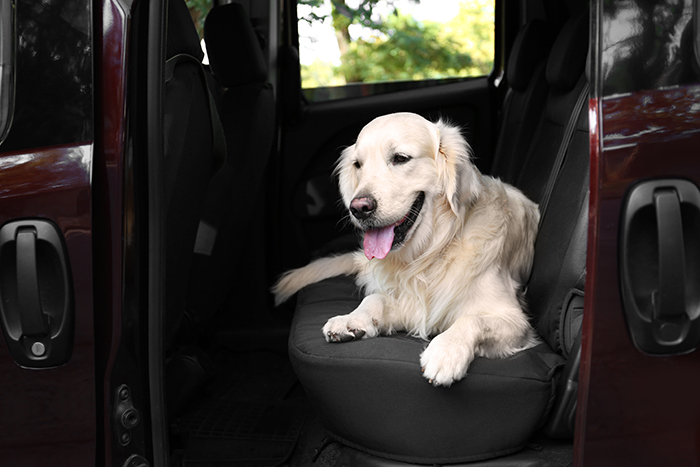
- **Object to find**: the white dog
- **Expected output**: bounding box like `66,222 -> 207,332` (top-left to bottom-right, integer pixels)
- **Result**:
273,112 -> 540,386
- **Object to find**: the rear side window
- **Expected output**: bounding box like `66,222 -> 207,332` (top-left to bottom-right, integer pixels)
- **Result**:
0,0 -> 92,152
601,0 -> 699,95
298,0 -> 495,101
186,0 -> 212,39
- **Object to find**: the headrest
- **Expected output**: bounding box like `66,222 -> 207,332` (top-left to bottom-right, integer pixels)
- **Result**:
507,19 -> 555,92
166,0 -> 204,61
546,11 -> 589,91
204,3 -> 268,87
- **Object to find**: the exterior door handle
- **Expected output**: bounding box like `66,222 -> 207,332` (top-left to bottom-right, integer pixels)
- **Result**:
620,179 -> 700,355
16,228 -> 50,338
0,219 -> 74,368
653,189 -> 687,341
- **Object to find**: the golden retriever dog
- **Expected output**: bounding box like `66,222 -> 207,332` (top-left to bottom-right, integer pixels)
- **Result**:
273,112 -> 540,386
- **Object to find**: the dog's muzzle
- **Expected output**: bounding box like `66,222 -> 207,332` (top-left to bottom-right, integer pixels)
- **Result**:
361,192 -> 425,260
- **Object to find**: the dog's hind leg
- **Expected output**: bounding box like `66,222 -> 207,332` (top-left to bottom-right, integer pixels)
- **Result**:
323,293 -> 388,342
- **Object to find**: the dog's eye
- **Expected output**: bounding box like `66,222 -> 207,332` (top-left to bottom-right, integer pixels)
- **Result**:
392,153 -> 411,165
353,160 -> 362,169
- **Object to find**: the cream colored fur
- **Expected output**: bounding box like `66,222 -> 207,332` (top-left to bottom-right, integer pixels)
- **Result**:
273,112 -> 540,386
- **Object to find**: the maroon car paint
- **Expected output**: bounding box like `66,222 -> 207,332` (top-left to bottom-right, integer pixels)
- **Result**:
0,144 -> 95,464
578,86 -> 700,466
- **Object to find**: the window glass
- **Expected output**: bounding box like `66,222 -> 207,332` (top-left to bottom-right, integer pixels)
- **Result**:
0,0 -> 92,152
185,0 -> 212,63
601,0 -> 698,96
186,0 -> 212,39
298,0 -> 494,90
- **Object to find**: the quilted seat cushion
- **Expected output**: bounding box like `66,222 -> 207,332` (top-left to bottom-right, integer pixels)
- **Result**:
289,276 -> 565,464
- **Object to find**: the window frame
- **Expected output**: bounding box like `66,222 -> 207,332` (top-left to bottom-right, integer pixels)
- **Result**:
295,0 -> 501,103
0,0 -> 15,145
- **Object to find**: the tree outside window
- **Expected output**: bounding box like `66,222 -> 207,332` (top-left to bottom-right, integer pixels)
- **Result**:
299,0 -> 495,88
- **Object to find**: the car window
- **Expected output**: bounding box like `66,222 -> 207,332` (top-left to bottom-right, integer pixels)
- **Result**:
0,0 -> 15,145
601,0 -> 697,95
0,0 -> 92,152
297,0 -> 495,101
185,0 -> 213,62
186,0 -> 212,38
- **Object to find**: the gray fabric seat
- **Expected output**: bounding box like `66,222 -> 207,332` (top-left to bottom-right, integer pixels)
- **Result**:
290,276 -> 564,464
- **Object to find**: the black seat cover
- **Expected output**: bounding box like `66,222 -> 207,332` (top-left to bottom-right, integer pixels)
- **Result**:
490,19 -> 555,184
185,3 -> 276,328
163,0 -> 216,347
286,10 -> 590,464
291,277 -> 564,463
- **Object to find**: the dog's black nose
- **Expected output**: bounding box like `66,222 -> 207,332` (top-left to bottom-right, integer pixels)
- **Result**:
350,196 -> 377,220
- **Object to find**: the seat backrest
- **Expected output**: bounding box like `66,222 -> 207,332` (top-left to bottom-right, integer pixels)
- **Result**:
163,0 -> 218,347
510,10 -> 590,438
515,9 -> 589,356
185,3 -> 276,328
513,11 -> 589,208
489,19 -> 555,184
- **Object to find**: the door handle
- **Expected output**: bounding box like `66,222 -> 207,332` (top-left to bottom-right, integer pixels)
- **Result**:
16,228 -> 50,338
0,219 -> 74,368
620,179 -> 700,355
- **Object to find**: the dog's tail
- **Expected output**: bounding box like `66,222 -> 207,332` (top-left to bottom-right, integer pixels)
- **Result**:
272,252 -> 359,306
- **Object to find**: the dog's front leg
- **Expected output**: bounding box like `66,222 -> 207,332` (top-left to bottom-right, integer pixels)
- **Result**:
420,315 -> 483,387
323,293 -> 386,343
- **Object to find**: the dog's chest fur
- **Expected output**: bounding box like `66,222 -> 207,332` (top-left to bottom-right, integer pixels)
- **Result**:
348,176 -> 538,341
351,193 -> 505,338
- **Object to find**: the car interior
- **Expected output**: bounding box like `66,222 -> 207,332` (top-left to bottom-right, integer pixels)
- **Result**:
157,0 -> 590,465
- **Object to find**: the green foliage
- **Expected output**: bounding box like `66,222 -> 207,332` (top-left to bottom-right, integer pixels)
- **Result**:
302,59 -> 347,88
339,13 -> 472,82
299,0 -> 415,31
185,0 -> 212,39
300,0 -> 495,88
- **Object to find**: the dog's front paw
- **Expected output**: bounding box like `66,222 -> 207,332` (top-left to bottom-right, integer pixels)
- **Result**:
420,333 -> 475,387
322,314 -> 378,343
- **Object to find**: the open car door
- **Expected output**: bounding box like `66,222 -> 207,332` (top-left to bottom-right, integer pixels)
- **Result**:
0,0 -> 97,464
578,1 -> 700,465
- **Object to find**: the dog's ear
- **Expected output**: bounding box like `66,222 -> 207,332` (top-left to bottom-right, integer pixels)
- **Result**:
334,145 -> 359,205
433,119 -> 482,216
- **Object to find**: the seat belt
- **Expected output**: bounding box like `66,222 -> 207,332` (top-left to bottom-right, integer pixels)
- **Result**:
165,53 -> 227,172
537,80 -> 590,229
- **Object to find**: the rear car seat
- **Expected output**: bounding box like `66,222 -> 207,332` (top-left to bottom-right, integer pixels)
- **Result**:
164,0 -> 277,415
513,11 -> 589,206
489,18 -> 554,184
162,0 -> 219,348
185,2 -> 276,333
285,10 -> 590,463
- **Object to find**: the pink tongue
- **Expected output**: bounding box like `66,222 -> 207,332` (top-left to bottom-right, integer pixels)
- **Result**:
363,225 -> 395,260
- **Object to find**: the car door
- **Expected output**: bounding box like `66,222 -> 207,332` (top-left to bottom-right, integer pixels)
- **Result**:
273,0 -> 508,274
577,1 -> 700,465
0,0 -> 97,464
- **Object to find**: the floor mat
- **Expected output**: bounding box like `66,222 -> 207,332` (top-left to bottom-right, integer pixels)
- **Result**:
178,351 -> 307,467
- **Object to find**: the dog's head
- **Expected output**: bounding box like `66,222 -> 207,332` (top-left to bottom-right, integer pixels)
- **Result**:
336,112 -> 482,260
